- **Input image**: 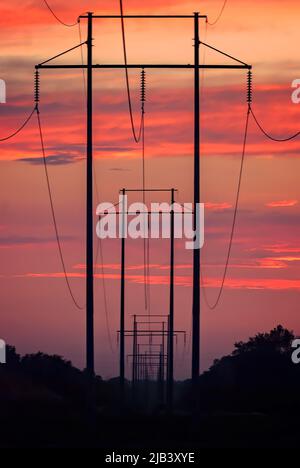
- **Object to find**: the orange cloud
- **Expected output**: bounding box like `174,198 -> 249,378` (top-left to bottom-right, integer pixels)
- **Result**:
254,244 -> 300,254
22,271 -> 192,287
19,270 -> 300,292
73,263 -> 193,271
266,200 -> 298,208
203,277 -> 300,291
275,256 -> 300,262
205,202 -> 232,212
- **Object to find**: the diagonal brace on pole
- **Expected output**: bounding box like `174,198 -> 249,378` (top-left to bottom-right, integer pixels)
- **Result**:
39,42 -> 87,66
200,41 -> 249,66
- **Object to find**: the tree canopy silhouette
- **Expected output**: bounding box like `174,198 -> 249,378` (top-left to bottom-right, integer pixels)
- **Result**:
181,325 -> 300,413
233,325 -> 294,356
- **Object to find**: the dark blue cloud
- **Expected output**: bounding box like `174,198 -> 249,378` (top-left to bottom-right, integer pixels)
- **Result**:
18,153 -> 83,165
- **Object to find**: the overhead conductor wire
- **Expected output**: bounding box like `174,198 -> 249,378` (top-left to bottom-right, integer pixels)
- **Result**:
207,0 -> 228,26
250,106 -> 300,142
200,71 -> 252,310
35,70 -> 84,310
119,0 -> 150,312
41,0 -> 79,27
0,107 -> 36,141
201,69 -> 300,311
119,0 -> 144,143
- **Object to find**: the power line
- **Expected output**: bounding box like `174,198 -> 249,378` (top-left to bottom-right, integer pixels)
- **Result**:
250,105 -> 300,142
0,106 -> 36,141
0,102 -> 86,310
94,178 -> 116,354
95,236 -> 116,354
118,0 -> 150,311
201,91 -> 300,311
141,114 -> 149,311
41,0 -> 79,27
140,71 -> 150,312
36,106 -> 85,310
207,0 -> 228,26
201,104 -> 251,310
0,101 -> 81,310
78,20 -> 87,99
140,108 -> 151,312
0,85 -> 86,313
119,0 -> 144,143
119,1 -> 150,309
98,239 -> 116,354
93,160 -> 118,354
200,19 -> 208,103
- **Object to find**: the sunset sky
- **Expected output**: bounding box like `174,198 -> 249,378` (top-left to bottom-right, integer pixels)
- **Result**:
1,0 -> 300,379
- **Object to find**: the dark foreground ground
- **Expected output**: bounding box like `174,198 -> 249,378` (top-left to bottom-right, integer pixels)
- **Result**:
1,325 -> 300,448
0,400 -> 300,448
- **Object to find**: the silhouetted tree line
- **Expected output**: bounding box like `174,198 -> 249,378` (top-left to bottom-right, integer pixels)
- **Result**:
180,325 -> 300,414
0,346 -> 115,407
1,324 -> 299,413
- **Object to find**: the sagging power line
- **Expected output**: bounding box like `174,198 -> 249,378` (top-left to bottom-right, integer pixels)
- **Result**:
201,102 -> 251,310
207,0 -> 229,26
119,0 -> 144,144
41,0 -> 79,27
0,106 -> 36,142
36,105 -> 85,310
250,106 -> 300,141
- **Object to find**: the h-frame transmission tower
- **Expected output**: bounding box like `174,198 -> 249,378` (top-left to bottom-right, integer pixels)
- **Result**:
109,187 -> 186,409
123,314 -> 186,409
36,12 -> 252,397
